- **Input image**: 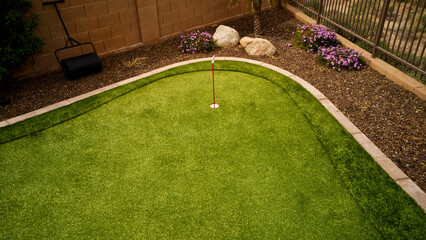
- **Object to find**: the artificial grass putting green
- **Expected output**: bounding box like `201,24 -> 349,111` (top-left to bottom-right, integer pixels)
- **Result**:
1,61 -> 425,239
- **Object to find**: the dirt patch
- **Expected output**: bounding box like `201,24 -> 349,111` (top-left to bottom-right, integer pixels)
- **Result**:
0,9 -> 424,191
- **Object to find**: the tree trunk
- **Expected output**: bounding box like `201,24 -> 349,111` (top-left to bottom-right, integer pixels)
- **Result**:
275,0 -> 283,10
253,0 -> 262,36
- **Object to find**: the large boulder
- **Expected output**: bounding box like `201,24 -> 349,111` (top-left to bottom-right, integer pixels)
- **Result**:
213,25 -> 240,48
240,37 -> 276,56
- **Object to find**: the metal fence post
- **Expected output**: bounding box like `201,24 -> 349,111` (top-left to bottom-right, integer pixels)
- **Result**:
317,0 -> 324,24
372,0 -> 391,58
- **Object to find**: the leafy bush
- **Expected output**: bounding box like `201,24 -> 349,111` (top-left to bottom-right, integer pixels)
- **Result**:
317,45 -> 364,71
0,0 -> 43,81
178,30 -> 214,54
293,24 -> 341,53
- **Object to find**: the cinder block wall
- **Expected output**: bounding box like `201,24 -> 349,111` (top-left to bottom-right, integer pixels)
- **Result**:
16,0 -> 267,78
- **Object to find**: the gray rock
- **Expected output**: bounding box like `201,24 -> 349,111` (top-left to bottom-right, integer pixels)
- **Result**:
213,25 -> 240,48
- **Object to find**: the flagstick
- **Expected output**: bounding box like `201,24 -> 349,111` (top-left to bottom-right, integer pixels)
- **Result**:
210,55 -> 219,108
212,62 -> 215,105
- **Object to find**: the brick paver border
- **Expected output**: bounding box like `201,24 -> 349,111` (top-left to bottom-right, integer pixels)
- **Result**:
1,57 -> 425,212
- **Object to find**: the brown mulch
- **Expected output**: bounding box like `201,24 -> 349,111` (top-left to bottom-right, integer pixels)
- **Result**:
0,9 -> 424,191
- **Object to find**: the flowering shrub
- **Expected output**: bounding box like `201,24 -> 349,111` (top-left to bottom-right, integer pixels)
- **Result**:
317,45 -> 364,71
293,24 -> 364,71
293,25 -> 340,53
178,30 -> 214,54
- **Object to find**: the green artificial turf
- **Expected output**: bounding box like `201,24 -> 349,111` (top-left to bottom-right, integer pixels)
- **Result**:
1,61 -> 425,239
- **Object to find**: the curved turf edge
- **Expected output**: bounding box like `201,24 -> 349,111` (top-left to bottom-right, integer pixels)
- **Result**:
1,61 -> 425,239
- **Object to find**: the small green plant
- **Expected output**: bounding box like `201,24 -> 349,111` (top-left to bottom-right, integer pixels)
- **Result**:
413,12 -> 426,32
0,0 -> 43,81
178,30 -> 214,54
293,25 -> 341,53
122,57 -> 148,68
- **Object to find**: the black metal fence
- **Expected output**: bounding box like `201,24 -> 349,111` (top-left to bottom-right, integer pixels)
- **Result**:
289,0 -> 425,82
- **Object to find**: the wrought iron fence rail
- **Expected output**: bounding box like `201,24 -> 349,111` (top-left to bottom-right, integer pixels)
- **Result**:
289,0 -> 426,81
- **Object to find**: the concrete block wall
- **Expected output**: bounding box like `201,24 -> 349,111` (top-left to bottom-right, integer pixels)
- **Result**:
15,0 -> 260,78
17,0 -> 140,77
156,0 -> 247,37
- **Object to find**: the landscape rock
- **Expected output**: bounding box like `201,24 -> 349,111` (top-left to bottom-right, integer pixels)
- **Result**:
240,37 -> 276,56
213,25 -> 240,48
239,37 -> 254,48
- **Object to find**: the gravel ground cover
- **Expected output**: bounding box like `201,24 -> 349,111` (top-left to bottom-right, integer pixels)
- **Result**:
0,9 -> 424,191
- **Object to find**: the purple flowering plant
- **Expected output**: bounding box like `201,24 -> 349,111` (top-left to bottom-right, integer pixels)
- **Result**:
293,25 -> 340,53
293,24 -> 364,71
178,30 -> 214,54
316,46 -> 364,71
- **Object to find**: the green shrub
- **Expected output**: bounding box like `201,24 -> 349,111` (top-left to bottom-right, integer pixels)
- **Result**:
0,0 -> 43,81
